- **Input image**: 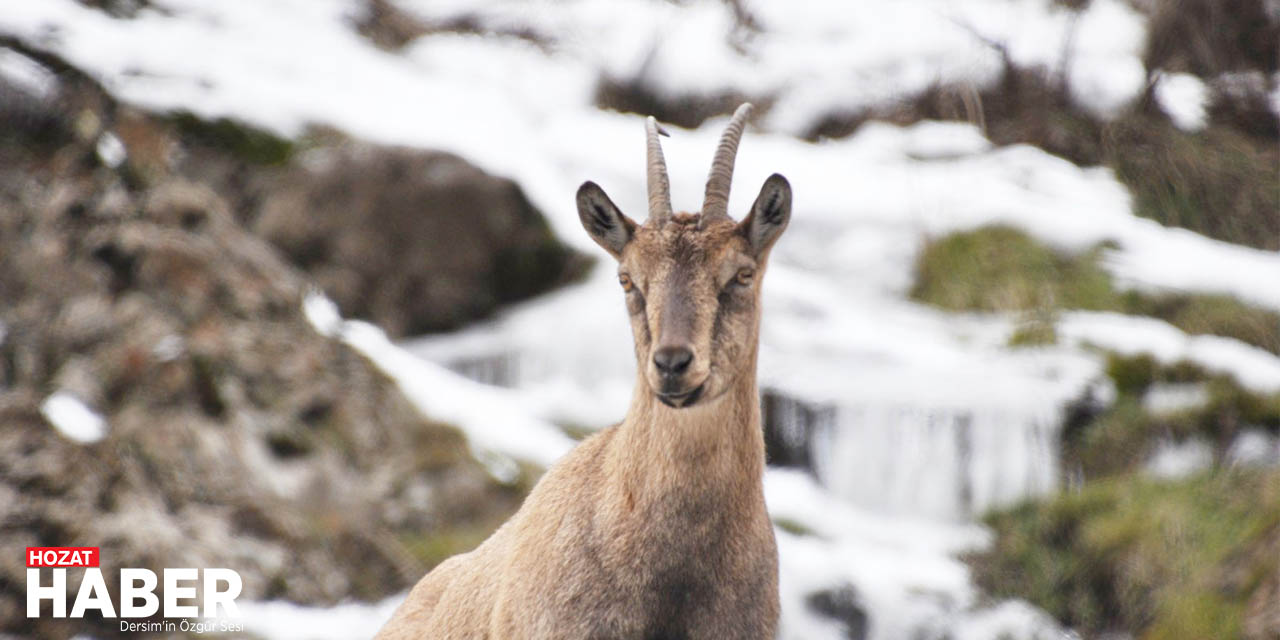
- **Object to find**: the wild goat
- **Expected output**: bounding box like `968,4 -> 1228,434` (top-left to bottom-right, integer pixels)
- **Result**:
376,103 -> 790,639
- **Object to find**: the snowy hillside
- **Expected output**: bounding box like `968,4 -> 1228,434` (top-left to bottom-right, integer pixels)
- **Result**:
5,1 -> 1278,639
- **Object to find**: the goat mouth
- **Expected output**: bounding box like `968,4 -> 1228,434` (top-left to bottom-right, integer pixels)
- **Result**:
657,383 -> 705,408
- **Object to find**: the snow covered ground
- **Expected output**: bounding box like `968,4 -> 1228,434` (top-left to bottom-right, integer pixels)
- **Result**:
9,0 -> 1280,638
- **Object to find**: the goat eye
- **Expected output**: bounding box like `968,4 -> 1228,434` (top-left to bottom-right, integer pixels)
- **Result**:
619,274 -> 634,292
734,268 -> 755,286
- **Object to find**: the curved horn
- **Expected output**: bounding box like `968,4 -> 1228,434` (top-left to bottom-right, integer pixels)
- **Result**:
702,103 -> 753,220
645,116 -> 672,223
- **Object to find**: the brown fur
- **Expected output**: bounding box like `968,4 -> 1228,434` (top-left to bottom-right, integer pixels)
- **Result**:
376,117 -> 790,640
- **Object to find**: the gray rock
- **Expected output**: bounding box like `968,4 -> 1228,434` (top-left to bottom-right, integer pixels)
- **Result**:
807,584 -> 870,640
252,143 -> 587,337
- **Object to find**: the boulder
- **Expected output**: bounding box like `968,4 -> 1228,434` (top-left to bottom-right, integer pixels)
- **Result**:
251,143 -> 587,338
806,584 -> 870,640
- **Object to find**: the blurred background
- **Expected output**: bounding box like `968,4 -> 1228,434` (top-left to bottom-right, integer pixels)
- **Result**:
1,0 -> 1277,638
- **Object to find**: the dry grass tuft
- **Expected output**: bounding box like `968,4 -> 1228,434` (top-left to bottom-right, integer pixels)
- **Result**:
1142,0 -> 1278,78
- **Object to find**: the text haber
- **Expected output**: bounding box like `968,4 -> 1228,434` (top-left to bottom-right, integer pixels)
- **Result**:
26,547 -> 242,619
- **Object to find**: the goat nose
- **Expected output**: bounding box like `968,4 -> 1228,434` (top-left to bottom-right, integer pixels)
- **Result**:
653,346 -> 693,376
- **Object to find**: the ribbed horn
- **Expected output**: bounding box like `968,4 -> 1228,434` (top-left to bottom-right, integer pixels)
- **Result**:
702,103 -> 753,221
645,116 -> 672,223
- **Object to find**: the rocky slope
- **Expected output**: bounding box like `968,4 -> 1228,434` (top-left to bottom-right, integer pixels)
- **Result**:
0,39 -> 571,638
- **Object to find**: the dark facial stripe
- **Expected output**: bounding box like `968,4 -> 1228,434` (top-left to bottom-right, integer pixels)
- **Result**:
659,258 -> 698,347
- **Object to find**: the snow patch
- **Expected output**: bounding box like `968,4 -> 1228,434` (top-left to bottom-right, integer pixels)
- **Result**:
1154,72 -> 1209,131
767,469 -> 1067,640
950,600 -> 1077,640
40,391 -> 108,444
302,293 -> 574,475
1228,430 -> 1280,469
1142,383 -> 1209,415
1060,312 -> 1280,393
1063,0 -> 1148,118
96,131 -> 127,168
302,290 -> 343,338
0,48 -> 56,99
229,593 -> 403,640
1145,437 -> 1214,480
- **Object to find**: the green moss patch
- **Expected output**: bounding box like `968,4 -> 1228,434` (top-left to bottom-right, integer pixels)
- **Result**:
1065,353 -> 1280,478
912,226 -> 1280,357
165,111 -> 295,165
970,468 -> 1280,639
910,226 -> 1117,314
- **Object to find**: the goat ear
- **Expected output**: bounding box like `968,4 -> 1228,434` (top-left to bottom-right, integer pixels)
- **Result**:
577,182 -> 635,259
738,173 -> 791,257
